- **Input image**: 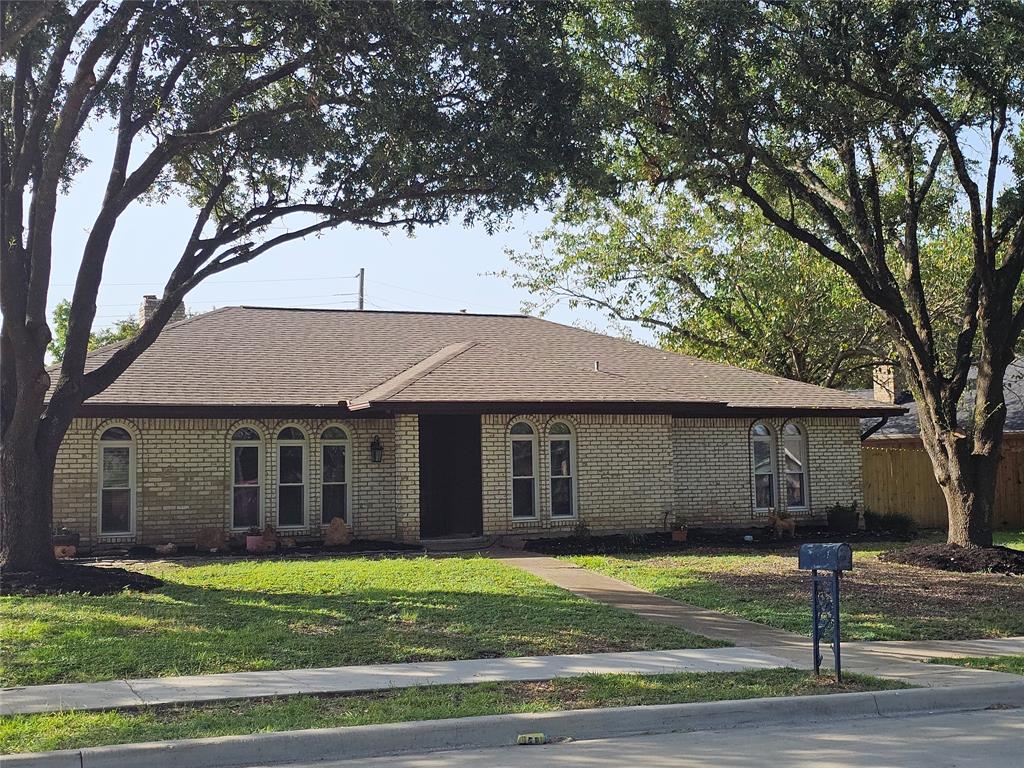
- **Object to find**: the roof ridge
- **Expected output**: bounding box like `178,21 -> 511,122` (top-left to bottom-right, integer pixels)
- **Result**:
238,305 -> 527,319
347,341 -> 477,409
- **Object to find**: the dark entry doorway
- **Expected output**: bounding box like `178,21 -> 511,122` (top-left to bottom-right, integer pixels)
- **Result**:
419,415 -> 483,538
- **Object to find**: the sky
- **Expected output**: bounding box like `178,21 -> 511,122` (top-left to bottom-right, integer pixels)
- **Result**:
48,122 -> 637,342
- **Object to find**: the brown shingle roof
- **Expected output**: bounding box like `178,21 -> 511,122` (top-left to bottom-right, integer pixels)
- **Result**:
68,306 -> 901,415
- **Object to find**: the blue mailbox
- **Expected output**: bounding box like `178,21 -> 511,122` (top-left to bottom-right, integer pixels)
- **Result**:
798,543 -> 854,682
798,543 -> 853,572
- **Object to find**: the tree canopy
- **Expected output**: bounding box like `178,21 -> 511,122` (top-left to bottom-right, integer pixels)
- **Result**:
562,0 -> 1023,545
0,0 -> 597,573
46,300 -> 139,363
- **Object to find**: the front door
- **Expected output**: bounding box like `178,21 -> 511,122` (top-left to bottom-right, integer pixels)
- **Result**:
418,415 -> 483,538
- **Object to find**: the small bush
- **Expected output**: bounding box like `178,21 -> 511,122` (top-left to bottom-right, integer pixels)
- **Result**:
827,502 -> 860,534
863,509 -> 917,537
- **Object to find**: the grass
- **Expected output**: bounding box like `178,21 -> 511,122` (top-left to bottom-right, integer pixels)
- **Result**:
0,555 -> 716,688
566,533 -> 1024,642
995,530 -> 1024,550
0,668 -> 907,754
929,655 -> 1024,675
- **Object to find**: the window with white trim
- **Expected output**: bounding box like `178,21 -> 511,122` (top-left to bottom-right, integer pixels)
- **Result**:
231,427 -> 262,529
510,421 -> 537,518
320,426 -> 350,524
99,427 -> 134,534
751,423 -> 776,511
783,423 -> 809,510
277,426 -> 307,527
548,422 -> 576,518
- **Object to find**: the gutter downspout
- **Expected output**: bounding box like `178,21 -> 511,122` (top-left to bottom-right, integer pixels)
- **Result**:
860,415 -> 889,442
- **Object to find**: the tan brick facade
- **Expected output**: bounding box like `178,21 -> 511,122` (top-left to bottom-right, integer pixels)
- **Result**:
53,413 -> 863,548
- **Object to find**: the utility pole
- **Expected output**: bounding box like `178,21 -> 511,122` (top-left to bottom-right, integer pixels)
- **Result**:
357,268 -> 364,310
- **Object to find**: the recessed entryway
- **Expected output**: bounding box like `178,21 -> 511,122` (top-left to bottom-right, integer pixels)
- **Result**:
418,414 -> 483,539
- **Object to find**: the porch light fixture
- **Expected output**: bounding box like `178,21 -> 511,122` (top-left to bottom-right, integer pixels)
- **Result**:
369,434 -> 384,463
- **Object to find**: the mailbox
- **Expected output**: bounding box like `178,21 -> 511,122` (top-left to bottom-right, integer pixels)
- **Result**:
798,542 -> 853,682
798,543 -> 853,572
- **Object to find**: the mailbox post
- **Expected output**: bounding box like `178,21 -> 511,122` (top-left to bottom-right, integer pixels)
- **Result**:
798,543 -> 853,682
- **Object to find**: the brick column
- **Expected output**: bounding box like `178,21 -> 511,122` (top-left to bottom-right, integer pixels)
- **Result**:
394,414 -> 421,541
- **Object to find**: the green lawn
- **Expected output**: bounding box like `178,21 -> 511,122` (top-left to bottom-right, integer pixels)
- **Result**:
0,555 -> 715,687
566,535 -> 1024,642
929,655 -> 1024,675
0,669 -> 906,754
995,530 -> 1024,550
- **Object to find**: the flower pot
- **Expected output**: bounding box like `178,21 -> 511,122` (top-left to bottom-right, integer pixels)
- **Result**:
245,535 -> 264,553
671,528 -> 688,542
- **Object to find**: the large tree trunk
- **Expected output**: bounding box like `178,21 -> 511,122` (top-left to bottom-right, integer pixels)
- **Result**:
0,427 -> 59,573
937,446 -> 998,548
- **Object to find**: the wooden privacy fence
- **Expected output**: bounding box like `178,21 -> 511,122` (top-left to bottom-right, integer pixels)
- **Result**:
862,439 -> 1024,530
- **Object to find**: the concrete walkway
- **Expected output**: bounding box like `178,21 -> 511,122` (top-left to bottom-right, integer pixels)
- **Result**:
0,646 -> 795,716
492,551 -> 803,647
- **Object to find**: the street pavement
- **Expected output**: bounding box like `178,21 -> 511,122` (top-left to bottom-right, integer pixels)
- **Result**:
291,707 -> 1024,768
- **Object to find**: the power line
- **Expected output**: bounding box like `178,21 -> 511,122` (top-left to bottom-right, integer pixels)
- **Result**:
49,273 -> 362,287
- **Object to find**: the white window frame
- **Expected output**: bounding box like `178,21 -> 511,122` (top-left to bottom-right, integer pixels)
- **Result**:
97,426 -> 136,536
782,422 -> 810,512
230,427 -> 264,531
547,421 -> 577,519
510,421 -> 539,520
320,425 -> 352,526
751,422 -> 777,513
276,425 -> 308,529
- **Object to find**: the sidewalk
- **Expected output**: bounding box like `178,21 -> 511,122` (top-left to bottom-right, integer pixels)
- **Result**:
0,646 -> 795,716
491,551 -> 803,647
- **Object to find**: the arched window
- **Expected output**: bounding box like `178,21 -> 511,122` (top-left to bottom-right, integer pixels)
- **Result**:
548,422 -> 576,518
783,423 -> 809,510
510,421 -> 538,519
321,426 -> 350,525
277,426 -> 307,527
99,426 -> 134,534
751,423 -> 776,511
231,427 -> 262,529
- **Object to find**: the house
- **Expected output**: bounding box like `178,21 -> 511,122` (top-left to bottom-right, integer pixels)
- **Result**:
51,304 -> 900,550
860,362 -> 1024,529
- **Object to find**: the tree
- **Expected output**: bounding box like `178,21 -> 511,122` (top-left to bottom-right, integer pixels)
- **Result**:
566,0 -> 1024,547
47,299 -> 140,362
0,1 -> 595,574
506,188 -> 896,387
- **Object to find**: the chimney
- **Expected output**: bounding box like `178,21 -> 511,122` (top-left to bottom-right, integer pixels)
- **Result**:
138,295 -> 186,326
872,364 -> 897,403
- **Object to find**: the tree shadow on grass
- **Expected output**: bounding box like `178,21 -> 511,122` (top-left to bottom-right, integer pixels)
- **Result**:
1,580 -> 709,686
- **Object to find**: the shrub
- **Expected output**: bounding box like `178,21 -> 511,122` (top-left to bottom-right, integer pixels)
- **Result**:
863,509 -> 917,537
827,502 -> 860,534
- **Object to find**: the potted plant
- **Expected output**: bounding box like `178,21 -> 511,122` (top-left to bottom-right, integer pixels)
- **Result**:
670,514 -> 688,542
245,526 -> 264,553
52,522 -> 80,547
52,522 -> 80,559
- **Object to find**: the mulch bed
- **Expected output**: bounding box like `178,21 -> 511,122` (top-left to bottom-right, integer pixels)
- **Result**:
525,528 -> 915,556
117,539 -> 421,559
879,543 -> 1024,576
1,564 -> 163,597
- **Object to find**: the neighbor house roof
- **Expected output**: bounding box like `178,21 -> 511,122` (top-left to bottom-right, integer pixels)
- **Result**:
64,307 -> 902,417
859,359 -> 1024,440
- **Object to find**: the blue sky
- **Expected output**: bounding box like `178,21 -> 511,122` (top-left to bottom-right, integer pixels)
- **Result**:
49,123 -> 628,339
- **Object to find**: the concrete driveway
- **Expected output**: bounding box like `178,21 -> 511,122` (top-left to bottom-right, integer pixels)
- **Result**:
299,708 -> 1023,768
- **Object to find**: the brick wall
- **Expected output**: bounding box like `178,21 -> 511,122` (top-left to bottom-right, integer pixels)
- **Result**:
673,416 -> 863,528
53,416 -> 395,548
53,412 -> 864,547
480,413 -> 676,536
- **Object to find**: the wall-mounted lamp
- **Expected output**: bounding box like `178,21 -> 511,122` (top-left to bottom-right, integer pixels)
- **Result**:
369,434 -> 384,463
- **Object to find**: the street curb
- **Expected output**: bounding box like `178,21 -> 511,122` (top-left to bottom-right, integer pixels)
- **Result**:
5,681 -> 1022,768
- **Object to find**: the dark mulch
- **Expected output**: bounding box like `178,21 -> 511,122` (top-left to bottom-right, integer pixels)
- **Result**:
114,539 -> 421,560
526,528 -> 916,556
880,543 -> 1024,575
1,564 -> 163,597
